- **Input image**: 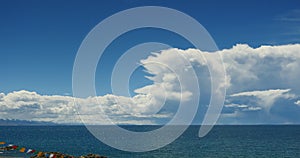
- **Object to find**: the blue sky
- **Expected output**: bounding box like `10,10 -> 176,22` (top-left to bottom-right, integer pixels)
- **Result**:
1,0 -> 300,125
1,0 -> 300,95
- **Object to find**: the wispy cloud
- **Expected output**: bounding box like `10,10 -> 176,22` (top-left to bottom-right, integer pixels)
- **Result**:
274,9 -> 300,36
294,100 -> 300,106
230,89 -> 295,111
275,9 -> 300,22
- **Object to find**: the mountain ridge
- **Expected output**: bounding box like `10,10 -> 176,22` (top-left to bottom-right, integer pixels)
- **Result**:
0,119 -> 57,126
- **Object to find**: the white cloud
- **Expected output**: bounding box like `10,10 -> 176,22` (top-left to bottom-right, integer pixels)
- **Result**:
230,89 -> 292,98
136,49 -> 195,102
230,89 -> 295,111
0,90 -> 170,124
220,44 -> 300,93
224,103 -> 262,113
243,106 -> 262,111
225,104 -> 249,108
294,100 -> 300,106
146,44 -> 300,124
2,44 -> 300,125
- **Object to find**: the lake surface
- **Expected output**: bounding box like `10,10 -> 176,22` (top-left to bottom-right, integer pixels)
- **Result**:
0,125 -> 300,157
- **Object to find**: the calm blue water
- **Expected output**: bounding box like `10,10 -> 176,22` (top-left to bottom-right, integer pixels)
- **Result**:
0,125 -> 300,157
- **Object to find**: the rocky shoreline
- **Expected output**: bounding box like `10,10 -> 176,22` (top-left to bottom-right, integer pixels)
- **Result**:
1,146 -> 107,158
29,152 -> 107,158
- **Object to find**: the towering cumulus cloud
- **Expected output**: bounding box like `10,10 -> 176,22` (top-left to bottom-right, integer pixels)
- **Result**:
1,44 -> 300,124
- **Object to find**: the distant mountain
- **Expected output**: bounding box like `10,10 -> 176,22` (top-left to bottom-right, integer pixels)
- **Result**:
0,119 -> 57,126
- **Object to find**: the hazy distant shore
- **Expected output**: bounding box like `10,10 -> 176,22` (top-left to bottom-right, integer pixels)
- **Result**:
0,156 -> 23,158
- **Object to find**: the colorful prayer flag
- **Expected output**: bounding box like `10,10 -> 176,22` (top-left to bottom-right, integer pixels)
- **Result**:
16,146 -> 22,150
19,147 -> 26,152
37,152 -> 43,157
27,149 -> 35,153
12,145 -> 18,149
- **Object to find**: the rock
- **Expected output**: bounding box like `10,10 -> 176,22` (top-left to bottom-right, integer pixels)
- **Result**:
30,152 -> 75,158
80,153 -> 107,158
0,146 -> 107,158
29,152 -> 107,158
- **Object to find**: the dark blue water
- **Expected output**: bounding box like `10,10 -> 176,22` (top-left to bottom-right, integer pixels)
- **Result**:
0,125 -> 300,157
